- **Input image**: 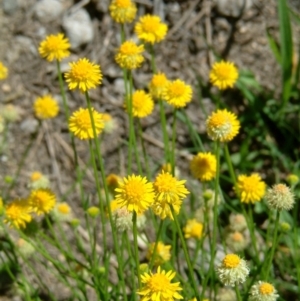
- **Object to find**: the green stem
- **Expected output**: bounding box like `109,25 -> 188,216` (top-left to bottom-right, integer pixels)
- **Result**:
133,211 -> 141,288
159,100 -> 171,163
224,144 -> 237,186
149,44 -> 157,73
171,109 -> 177,176
137,119 -> 150,178
201,141 -> 220,299
171,206 -> 200,300
149,220 -> 164,270
235,283 -> 242,301
265,210 -> 280,280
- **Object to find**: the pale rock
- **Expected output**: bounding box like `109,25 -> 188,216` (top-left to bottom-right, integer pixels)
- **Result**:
20,118 -> 39,134
62,8 -> 94,49
3,0 -> 18,15
34,0 -> 64,22
113,78 -> 126,95
215,0 -> 253,18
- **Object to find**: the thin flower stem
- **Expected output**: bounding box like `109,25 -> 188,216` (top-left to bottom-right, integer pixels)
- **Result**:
150,44 -> 157,73
265,210 -> 280,280
224,144 -> 237,186
133,211 -> 141,288
234,284 -> 242,301
192,238 -> 203,268
85,91 -> 128,301
137,119 -> 151,178
170,206 -> 201,301
201,141 -> 220,300
120,24 -> 126,43
159,100 -> 171,163
171,109 -> 177,176
149,220 -> 164,270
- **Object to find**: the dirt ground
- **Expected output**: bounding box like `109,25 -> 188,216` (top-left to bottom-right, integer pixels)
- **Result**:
0,0 -> 299,299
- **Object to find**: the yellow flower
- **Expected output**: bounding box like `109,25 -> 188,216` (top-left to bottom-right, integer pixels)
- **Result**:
163,79 -> 192,108
69,107 -> 104,140
226,231 -> 248,252
4,199 -> 32,229
206,109 -> 240,142
210,61 -> 238,90
115,174 -> 155,213
102,113 -> 118,133
65,58 -> 102,92
135,15 -> 168,44
146,241 -> 171,266
125,90 -> 154,118
149,72 -> 169,99
106,173 -> 121,192
34,95 -> 59,120
152,171 -> 189,220
236,174 -> 266,204
0,61 -> 8,80
183,219 -> 203,239
217,254 -> 249,286
115,40 -> 145,70
109,0 -> 137,24
28,189 -> 56,215
38,33 -> 70,62
52,202 -> 72,222
190,152 -> 216,182
286,174 -> 299,185
138,266 -> 183,301
31,171 -> 43,182
249,281 -> 279,301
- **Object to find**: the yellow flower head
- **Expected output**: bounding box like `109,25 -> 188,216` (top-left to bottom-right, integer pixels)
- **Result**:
210,61 -> 238,90
236,174 -> 266,204
115,174 -> 155,213
65,58 -> 102,93
146,241 -> 171,266
38,33 -> 70,62
163,79 -> 192,108
57,203 -> 71,215
135,14 -> 168,44
265,183 -> 295,211
206,109 -> 240,142
0,61 -> 8,80
109,0 -> 137,24
34,95 -> 59,120
249,281 -> 279,301
138,266 -> 183,301
226,231 -> 248,252
217,254 -> 249,286
102,113 -> 118,133
286,174 -> 299,185
125,90 -> 154,118
190,152 -> 217,182
106,173 -> 122,192
149,72 -> 169,99
69,107 -> 105,140
115,40 -> 145,70
0,104 -> 20,122
31,171 -> 43,182
52,202 -> 72,222
4,199 -> 32,229
28,189 -> 56,215
152,171 -> 189,220
183,219 -> 204,239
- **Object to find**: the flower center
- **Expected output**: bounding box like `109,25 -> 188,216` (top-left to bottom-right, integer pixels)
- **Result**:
155,174 -> 176,193
148,273 -> 170,292
273,184 -> 288,194
77,111 -> 92,130
215,65 -> 232,81
169,82 -> 185,97
72,62 -> 91,80
120,43 -> 139,55
259,283 -> 274,295
46,37 -> 61,51
223,254 -> 241,268
142,18 -> 160,33
115,0 -> 131,8
58,203 -> 70,214
124,181 -> 145,204
232,232 -> 243,242
243,178 -> 257,192
31,172 -> 42,181
153,75 -> 167,87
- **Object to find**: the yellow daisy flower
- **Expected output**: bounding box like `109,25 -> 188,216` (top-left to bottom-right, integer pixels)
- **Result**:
125,90 -> 154,118
249,281 -> 279,301
217,253 -> 249,286
0,61 -> 8,80
109,0 -> 137,24
135,14 -> 168,44
115,40 -> 145,70
183,219 -> 204,239
206,109 -> 240,142
34,94 -> 59,120
138,266 -> 183,301
38,33 -> 70,62
149,72 -> 169,99
146,241 -> 171,266
152,171 -> 189,220
115,174 -> 155,213
210,61 -> 238,90
163,79 -> 192,108
4,199 -> 32,229
236,174 -> 266,204
28,189 -> 56,215
69,107 -> 105,140
65,58 -> 102,93
190,152 -> 216,182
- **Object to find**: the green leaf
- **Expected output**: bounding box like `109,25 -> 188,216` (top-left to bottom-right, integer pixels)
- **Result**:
278,0 -> 293,104
266,28 -> 281,64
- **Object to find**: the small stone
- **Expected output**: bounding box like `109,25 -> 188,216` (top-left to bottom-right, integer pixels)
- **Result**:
215,0 -> 253,18
62,8 -> 94,49
34,0 -> 64,23
3,0 -> 18,15
113,78 -> 126,95
20,118 -> 39,135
